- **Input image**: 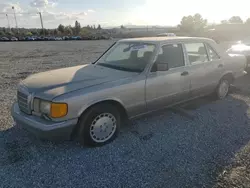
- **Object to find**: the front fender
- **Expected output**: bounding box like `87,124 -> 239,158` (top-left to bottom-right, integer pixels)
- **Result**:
77,97 -> 126,117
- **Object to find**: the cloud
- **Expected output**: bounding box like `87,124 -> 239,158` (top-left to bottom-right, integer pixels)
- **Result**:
30,0 -> 49,8
30,0 -> 57,9
41,11 -> 88,26
0,0 -> 95,28
1,2 -> 24,13
87,9 -> 95,13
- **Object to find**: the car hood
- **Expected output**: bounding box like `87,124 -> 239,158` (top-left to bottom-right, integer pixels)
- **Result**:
21,64 -> 138,100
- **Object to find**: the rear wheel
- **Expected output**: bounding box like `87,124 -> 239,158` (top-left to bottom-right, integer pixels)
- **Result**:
215,78 -> 230,99
78,104 -> 120,147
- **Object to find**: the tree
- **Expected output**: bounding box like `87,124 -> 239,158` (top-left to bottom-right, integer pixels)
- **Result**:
229,16 -> 243,24
80,27 -> 90,36
31,31 -> 38,36
65,26 -> 73,35
44,29 -> 49,36
120,25 -> 125,29
221,20 -> 228,24
179,13 -> 207,33
74,21 -> 81,35
245,18 -> 250,25
58,24 -> 65,34
26,32 -> 32,36
7,31 -> 14,36
53,29 -> 58,36
97,24 -> 101,30
193,13 -> 206,31
0,30 -> 5,36
39,29 -> 44,36
179,15 -> 195,32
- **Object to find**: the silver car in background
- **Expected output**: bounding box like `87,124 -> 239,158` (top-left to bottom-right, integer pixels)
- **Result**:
12,37 -> 246,146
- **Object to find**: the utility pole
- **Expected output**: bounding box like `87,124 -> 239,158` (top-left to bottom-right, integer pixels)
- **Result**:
12,6 -> 19,33
38,12 -> 44,36
6,14 -> 11,32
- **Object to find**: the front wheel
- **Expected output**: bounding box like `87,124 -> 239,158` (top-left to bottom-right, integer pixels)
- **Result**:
78,104 -> 120,147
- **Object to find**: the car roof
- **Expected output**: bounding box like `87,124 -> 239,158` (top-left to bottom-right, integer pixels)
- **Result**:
119,36 -> 215,44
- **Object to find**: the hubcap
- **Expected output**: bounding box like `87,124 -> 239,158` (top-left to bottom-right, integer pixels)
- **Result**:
218,80 -> 229,99
90,113 -> 116,143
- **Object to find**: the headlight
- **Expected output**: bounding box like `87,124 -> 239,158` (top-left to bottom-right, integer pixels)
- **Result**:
33,98 -> 68,118
40,100 -> 51,114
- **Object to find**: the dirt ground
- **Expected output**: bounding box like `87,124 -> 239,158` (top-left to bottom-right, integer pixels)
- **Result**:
0,40 -> 250,188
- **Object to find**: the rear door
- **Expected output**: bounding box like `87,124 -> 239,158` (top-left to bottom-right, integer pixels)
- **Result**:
184,42 -> 211,97
204,43 -> 224,87
145,43 -> 191,111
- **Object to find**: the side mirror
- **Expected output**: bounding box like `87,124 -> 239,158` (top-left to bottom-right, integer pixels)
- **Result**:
154,62 -> 169,71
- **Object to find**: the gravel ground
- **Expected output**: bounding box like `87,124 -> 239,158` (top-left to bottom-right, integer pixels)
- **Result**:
0,41 -> 250,188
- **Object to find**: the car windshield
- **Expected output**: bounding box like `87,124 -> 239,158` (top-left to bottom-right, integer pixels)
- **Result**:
96,42 -> 156,73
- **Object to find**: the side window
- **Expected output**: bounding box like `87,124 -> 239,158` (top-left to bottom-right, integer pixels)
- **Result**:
154,43 -> 185,70
207,44 -> 220,61
185,43 -> 209,64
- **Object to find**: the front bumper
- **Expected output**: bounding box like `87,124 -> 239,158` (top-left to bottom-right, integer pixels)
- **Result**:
11,102 -> 78,140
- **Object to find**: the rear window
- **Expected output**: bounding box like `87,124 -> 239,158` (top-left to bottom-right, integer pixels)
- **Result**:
184,43 -> 209,64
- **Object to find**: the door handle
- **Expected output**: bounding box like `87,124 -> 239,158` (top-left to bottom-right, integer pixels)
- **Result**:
218,64 -> 223,68
181,71 -> 189,76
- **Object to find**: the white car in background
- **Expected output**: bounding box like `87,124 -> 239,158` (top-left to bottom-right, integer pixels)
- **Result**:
11,37 -> 18,41
55,37 -> 63,41
157,33 -> 176,37
227,41 -> 250,72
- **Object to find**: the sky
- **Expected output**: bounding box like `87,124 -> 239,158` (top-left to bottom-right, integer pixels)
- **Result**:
0,0 -> 250,29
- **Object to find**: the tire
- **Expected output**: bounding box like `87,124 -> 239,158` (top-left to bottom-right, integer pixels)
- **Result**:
214,78 -> 230,100
78,104 -> 120,147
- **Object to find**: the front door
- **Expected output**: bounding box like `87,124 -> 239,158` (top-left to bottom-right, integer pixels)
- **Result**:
146,43 -> 191,111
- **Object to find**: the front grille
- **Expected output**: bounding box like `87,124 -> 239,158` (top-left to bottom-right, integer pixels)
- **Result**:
17,91 -> 30,114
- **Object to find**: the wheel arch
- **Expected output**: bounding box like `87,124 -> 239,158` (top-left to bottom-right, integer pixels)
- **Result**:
71,98 -> 128,139
77,98 -> 128,119
220,71 -> 235,84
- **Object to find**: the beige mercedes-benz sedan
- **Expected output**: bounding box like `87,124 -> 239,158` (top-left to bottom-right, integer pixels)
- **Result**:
12,37 -> 246,146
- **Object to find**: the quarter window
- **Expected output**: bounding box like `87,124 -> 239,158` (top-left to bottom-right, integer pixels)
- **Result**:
185,43 -> 209,64
207,44 -> 220,61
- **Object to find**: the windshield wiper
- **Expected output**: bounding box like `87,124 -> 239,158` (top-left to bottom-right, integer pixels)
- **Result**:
98,63 -> 141,73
